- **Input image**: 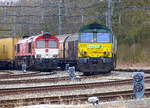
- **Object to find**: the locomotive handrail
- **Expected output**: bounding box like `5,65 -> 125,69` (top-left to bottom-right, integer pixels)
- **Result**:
63,35 -> 71,59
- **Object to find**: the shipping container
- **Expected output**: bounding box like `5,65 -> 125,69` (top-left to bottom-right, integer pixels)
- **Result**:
0,37 -> 21,61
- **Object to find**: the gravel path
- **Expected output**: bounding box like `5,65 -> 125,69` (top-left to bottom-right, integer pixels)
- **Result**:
15,98 -> 150,108
1,71 -> 150,101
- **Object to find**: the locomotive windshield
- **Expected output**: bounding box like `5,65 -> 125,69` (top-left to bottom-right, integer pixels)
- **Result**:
97,33 -> 111,43
80,33 -> 93,43
79,32 -> 112,43
48,40 -> 57,48
36,40 -> 46,48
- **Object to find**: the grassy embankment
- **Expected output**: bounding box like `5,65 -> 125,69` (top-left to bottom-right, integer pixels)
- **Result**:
117,40 -> 150,68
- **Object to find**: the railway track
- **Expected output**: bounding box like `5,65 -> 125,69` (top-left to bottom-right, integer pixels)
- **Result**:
0,70 -> 14,74
0,69 -> 149,108
0,72 -> 56,79
1,89 -> 150,108
0,68 -> 149,80
0,76 -> 68,85
0,77 -> 150,96
0,73 -> 110,85
115,69 -> 150,73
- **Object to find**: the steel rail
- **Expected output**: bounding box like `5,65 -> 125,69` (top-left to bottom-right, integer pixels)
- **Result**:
0,78 -> 150,96
0,73 -> 110,85
115,69 -> 150,73
0,72 -> 55,79
1,89 -> 150,108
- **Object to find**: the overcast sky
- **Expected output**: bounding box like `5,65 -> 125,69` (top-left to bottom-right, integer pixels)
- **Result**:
0,0 -> 18,2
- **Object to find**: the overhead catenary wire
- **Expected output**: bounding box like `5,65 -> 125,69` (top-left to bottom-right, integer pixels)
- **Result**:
0,0 -> 149,35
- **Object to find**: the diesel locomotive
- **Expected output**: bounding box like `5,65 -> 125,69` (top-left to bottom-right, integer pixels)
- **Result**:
78,22 -> 117,73
0,32 -> 59,71
56,22 -> 117,74
15,32 -> 59,70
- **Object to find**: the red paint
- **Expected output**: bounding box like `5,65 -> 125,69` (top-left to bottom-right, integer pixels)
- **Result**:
45,49 -> 48,52
15,33 -> 59,57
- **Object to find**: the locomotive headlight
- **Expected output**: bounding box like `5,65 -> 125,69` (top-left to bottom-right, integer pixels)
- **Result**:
53,54 -> 58,58
80,51 -> 87,55
104,51 -> 110,57
37,54 -> 41,58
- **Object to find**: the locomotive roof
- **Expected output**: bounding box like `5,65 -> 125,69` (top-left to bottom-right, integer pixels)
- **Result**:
17,35 -> 38,44
56,33 -> 78,42
79,22 -> 111,32
17,32 -> 55,44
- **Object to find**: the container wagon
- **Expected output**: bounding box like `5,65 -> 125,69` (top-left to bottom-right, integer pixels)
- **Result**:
0,37 -> 21,69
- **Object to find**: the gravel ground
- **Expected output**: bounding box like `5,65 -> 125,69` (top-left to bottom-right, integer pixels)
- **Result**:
0,70 -> 15,75
1,71 -> 150,101
1,70 -> 40,74
117,64 -> 150,70
1,82 -> 150,101
0,79 -> 117,89
15,98 -> 150,108
15,104 -> 94,108
1,70 -> 149,81
0,70 -> 83,81
0,71 -> 146,89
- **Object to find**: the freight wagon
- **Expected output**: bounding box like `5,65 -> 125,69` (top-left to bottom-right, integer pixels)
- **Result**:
0,37 -> 21,69
56,34 -> 78,70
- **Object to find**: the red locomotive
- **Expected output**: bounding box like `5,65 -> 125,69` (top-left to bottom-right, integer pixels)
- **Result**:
15,32 -> 59,71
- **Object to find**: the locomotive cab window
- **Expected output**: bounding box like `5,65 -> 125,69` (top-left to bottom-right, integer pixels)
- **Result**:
36,40 -> 45,48
48,40 -> 57,48
80,33 -> 93,43
97,33 -> 112,43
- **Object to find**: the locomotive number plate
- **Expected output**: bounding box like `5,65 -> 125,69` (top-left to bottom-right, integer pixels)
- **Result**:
88,45 -> 103,48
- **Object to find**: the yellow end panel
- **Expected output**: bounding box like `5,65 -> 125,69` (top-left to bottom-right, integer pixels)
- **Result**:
0,37 -> 21,60
78,43 -> 113,58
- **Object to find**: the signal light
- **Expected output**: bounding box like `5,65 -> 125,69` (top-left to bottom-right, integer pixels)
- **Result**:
133,72 -> 144,99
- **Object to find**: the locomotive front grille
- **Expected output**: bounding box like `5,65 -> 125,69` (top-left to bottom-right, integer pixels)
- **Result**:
78,57 -> 113,64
